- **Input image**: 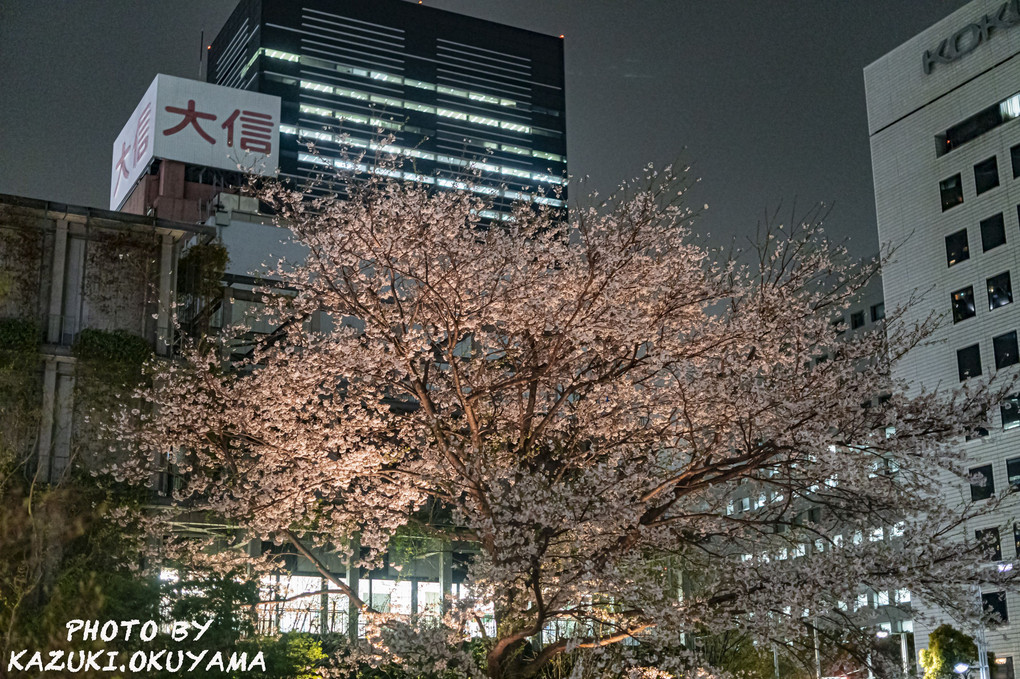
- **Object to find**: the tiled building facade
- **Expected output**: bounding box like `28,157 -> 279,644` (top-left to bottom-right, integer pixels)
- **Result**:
867,2 -> 1020,674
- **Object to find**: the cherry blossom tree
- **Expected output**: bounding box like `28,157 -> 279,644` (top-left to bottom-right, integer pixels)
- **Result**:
111,166 -> 1016,679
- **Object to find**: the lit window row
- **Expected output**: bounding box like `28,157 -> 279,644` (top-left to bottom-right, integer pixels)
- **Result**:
297,103 -> 415,134
280,77 -> 563,164
282,125 -> 564,186
835,589 -> 911,613
738,524 -> 906,564
936,90 -> 1020,156
725,490 -> 791,515
297,152 -> 565,208
481,143 -> 562,163
261,47 -> 559,123
299,79 -> 536,135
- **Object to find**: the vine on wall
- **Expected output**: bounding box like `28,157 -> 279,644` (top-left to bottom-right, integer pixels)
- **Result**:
0,210 -> 45,320
177,242 -> 229,337
71,328 -> 154,479
177,242 -> 229,302
82,230 -> 160,333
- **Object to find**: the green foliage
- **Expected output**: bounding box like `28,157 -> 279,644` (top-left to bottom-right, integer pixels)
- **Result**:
0,316 -> 39,354
0,483 -> 160,666
163,571 -> 259,647
72,328 -> 152,366
0,318 -> 40,475
920,624 -> 978,679
709,636 -> 776,678
72,328 -> 153,398
178,242 -> 229,301
467,637 -> 495,674
150,574 -> 327,679
241,632 -> 328,679
0,270 -> 12,301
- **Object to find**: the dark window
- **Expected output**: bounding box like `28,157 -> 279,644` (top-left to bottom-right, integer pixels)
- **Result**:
946,229 -> 970,266
967,409 -> 991,440
1013,143 -> 1020,178
982,213 -> 1007,251
967,424 -> 990,440
988,271 -> 1013,310
976,156 -> 1001,195
871,303 -> 885,322
976,527 -> 1003,560
850,311 -> 865,329
1004,396 -> 1020,431
995,331 -> 1019,369
970,463 -> 995,500
958,344 -> 982,380
1007,457 -> 1020,488
983,591 -> 1009,624
941,174 -> 965,211
952,287 -> 976,323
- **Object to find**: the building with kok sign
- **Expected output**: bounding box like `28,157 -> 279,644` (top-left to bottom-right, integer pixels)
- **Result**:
867,0 -> 1020,675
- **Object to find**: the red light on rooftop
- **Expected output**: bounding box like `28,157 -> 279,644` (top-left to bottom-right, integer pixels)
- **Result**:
559,34 -> 564,38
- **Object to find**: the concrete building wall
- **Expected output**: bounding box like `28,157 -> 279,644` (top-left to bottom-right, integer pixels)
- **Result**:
866,0 -> 1020,671
0,194 -> 213,483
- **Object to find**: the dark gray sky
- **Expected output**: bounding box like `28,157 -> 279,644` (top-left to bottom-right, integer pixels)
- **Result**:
0,1 -> 968,257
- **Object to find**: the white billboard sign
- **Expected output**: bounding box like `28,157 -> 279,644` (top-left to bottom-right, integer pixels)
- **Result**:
110,74 -> 281,210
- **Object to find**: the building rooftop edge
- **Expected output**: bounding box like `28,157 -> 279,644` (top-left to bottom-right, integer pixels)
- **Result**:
0,193 -> 217,237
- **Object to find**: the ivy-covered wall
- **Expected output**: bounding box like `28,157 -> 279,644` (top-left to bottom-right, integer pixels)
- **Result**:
0,194 -> 212,483
0,211 -> 44,321
81,229 -> 161,337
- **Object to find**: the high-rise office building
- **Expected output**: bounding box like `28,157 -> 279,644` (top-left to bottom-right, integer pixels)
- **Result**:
207,0 -> 567,218
866,1 -> 1020,674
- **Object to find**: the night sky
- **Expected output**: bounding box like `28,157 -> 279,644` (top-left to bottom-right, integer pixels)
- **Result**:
0,1 -> 969,258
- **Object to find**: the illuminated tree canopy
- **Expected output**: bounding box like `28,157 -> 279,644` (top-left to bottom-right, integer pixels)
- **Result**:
111,167 -> 1016,679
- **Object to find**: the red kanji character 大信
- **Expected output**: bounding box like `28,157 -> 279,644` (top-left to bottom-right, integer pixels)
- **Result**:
163,100 -> 217,144
221,109 -> 273,154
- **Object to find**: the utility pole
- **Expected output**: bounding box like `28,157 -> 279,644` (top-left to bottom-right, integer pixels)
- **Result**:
899,631 -> 910,679
813,618 -> 822,679
975,589 -> 990,679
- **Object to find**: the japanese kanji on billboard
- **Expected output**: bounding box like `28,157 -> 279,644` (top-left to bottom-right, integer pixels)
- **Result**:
110,74 -> 281,210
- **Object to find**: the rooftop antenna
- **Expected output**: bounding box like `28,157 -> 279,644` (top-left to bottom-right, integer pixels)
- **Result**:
199,30 -> 205,79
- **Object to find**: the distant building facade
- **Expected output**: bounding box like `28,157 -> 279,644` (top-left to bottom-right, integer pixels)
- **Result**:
866,1 -> 1020,675
207,0 -> 567,218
